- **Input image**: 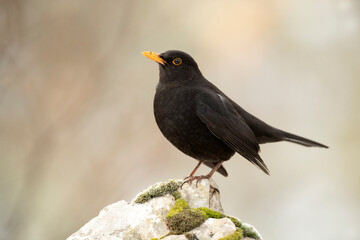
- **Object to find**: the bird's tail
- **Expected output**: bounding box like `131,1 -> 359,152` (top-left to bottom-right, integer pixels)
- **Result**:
280,130 -> 328,148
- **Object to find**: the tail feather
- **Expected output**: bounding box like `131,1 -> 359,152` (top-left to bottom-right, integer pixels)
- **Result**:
281,131 -> 328,148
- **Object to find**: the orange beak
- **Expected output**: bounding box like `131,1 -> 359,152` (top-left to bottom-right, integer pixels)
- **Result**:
142,51 -> 166,65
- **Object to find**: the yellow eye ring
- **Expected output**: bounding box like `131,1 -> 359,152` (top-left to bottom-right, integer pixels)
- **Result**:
172,58 -> 182,66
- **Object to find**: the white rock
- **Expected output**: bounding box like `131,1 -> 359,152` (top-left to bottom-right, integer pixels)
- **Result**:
67,179 -> 261,240
68,197 -> 173,240
189,218 -> 237,239
162,235 -> 188,240
179,178 -> 223,212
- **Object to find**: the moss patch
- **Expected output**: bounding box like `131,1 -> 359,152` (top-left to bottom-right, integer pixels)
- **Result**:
171,190 -> 182,200
165,199 -> 207,235
227,216 -> 242,228
197,207 -> 242,228
197,207 -> 226,219
240,223 -> 262,240
134,179 -> 182,204
218,228 -> 243,240
166,199 -> 190,217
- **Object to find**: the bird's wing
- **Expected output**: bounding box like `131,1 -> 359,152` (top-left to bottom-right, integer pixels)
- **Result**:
196,91 -> 270,175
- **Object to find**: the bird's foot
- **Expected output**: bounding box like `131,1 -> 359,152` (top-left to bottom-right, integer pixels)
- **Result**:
181,175 -> 211,188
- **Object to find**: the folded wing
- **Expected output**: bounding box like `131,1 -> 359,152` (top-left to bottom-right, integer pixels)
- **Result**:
196,91 -> 270,175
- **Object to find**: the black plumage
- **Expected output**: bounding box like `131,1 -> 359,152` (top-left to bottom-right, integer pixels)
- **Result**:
143,50 -> 327,180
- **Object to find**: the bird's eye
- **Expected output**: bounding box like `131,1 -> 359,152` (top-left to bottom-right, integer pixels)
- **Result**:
172,58 -> 182,66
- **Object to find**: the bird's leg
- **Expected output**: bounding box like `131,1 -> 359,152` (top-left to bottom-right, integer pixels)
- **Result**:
204,161 -> 224,178
181,161 -> 203,188
187,161 -> 203,178
182,161 -> 224,187
195,161 -> 224,186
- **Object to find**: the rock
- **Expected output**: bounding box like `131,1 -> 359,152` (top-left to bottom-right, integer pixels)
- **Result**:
162,218 -> 236,240
67,179 -> 262,240
185,218 -> 237,239
178,179 -> 223,212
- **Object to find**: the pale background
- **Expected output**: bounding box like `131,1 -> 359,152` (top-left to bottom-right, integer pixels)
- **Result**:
1,1 -> 359,240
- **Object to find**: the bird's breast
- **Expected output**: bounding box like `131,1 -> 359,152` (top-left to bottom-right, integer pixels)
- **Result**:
154,87 -> 199,138
153,86 -> 234,161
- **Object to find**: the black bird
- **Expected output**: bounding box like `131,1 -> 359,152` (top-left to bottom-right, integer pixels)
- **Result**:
143,50 -> 327,181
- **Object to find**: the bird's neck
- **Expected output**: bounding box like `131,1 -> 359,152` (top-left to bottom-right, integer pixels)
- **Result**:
159,69 -> 204,85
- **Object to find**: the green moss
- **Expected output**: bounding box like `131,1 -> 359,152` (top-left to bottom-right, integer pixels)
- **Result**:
242,230 -> 258,240
134,179 -> 182,204
166,209 -> 207,235
165,199 -> 207,235
227,216 -> 242,228
197,207 -> 226,219
166,198 -> 189,218
240,223 -> 262,240
197,207 -> 242,228
218,229 -> 243,240
171,190 -> 182,200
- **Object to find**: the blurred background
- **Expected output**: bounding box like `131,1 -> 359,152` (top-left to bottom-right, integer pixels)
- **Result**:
1,0 -> 359,239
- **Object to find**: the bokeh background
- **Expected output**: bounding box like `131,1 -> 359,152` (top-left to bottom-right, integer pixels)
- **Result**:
1,1 -> 359,239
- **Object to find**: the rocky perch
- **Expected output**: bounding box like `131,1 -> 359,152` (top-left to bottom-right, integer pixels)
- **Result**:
67,179 -> 262,240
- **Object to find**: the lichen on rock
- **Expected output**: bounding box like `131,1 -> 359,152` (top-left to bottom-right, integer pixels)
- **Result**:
165,199 -> 207,235
134,179 -> 183,203
197,207 -> 226,219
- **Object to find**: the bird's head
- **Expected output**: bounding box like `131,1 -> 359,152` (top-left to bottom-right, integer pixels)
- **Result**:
142,50 -> 203,83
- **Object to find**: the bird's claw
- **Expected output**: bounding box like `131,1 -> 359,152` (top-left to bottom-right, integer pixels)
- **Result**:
181,175 -> 210,188
180,176 -> 192,188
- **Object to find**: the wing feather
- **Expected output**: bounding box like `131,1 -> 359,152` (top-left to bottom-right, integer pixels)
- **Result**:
196,91 -> 270,174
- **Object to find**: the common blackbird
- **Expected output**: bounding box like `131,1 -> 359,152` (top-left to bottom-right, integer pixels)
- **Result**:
142,50 -> 327,181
